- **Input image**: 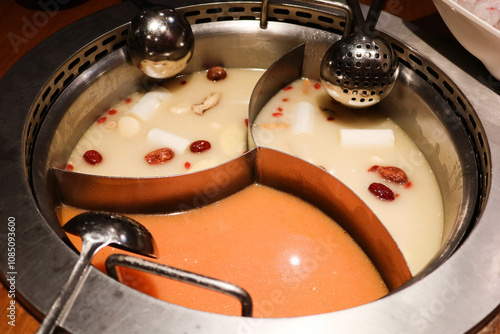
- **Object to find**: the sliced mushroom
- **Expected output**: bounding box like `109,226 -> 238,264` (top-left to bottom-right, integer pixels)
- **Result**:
192,92 -> 221,115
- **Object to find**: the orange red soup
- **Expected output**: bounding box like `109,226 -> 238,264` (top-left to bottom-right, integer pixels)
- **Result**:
58,184 -> 388,317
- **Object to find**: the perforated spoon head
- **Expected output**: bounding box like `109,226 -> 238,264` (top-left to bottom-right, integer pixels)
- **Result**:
320,0 -> 399,108
320,32 -> 399,108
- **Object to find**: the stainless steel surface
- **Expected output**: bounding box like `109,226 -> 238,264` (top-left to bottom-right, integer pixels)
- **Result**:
320,0 -> 399,107
260,0 -> 353,34
105,254 -> 255,317
127,6 -> 194,78
36,212 -> 157,334
0,0 -> 498,333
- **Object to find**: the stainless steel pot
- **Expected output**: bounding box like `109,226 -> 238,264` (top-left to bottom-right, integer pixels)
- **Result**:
0,0 -> 499,333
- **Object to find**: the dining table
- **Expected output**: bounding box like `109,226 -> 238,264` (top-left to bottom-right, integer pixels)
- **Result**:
0,0 -> 499,333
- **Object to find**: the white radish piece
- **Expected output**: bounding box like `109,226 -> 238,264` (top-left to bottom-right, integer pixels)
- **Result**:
292,101 -> 315,135
128,87 -> 171,121
219,124 -> 246,155
340,129 -> 395,146
147,128 -> 190,153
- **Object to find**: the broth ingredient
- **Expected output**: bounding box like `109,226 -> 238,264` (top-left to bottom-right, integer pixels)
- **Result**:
144,148 -> 175,165
252,78 -> 444,274
371,165 -> 409,185
206,66 -> 227,81
83,150 -> 102,165
66,68 -> 263,177
59,184 -> 388,318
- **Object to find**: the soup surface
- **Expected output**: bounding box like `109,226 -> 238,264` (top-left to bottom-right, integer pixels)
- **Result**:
59,184 -> 388,318
66,68 -> 263,176
64,68 -> 443,275
252,78 -> 444,274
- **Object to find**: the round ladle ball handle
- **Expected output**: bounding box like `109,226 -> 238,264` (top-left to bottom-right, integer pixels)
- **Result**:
127,3 -> 195,79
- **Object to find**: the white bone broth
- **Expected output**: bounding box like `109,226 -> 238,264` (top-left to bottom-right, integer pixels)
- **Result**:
252,78 -> 444,274
67,68 -> 264,177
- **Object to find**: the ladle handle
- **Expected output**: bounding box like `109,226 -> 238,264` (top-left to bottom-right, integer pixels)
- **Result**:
365,0 -> 387,33
106,254 -> 254,317
127,0 -> 161,8
36,240 -> 106,334
345,0 -> 366,32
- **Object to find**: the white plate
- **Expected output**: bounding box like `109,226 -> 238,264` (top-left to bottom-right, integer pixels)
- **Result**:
433,0 -> 500,79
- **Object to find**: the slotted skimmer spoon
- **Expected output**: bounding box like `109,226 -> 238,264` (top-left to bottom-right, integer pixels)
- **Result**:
320,0 -> 399,108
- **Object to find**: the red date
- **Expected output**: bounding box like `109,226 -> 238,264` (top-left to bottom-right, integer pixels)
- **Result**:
378,166 -> 408,184
369,165 -> 408,185
190,140 -> 211,153
83,150 -> 102,165
207,66 -> 227,81
145,148 -> 175,164
368,182 -> 395,201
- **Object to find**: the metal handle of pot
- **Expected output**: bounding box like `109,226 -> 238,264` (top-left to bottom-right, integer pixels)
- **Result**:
105,254 -> 254,317
260,0 -> 353,37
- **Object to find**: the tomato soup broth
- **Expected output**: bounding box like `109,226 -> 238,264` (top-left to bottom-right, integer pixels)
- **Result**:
59,184 -> 388,318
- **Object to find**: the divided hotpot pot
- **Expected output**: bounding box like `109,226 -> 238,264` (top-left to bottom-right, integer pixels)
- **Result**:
0,0 -> 499,333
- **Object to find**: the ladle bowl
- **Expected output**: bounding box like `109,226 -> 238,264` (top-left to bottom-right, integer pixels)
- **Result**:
127,6 -> 194,78
36,212 -> 157,334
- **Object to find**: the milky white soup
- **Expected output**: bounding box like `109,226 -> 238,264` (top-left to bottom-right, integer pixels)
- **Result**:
252,78 -> 444,274
67,68 -> 263,177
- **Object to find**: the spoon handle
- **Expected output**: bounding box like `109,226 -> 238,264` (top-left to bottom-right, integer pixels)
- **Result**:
365,0 -> 387,32
345,0 -> 366,33
128,0 -> 164,9
36,240 -> 106,334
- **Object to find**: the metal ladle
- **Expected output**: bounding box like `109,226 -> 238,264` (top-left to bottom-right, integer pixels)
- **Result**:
127,1 -> 195,79
36,212 -> 158,334
320,0 -> 399,108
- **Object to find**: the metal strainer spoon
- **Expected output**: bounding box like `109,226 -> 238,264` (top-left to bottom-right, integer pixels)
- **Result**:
320,0 -> 399,108
37,212 -> 158,334
127,0 -> 195,79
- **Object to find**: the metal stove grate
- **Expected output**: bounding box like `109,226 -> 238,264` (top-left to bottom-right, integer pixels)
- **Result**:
24,27 -> 128,180
388,40 -> 489,212
24,1 -> 489,215
180,1 -> 346,34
